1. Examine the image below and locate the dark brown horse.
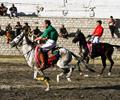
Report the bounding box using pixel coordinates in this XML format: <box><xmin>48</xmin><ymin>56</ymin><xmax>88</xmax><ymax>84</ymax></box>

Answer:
<box><xmin>72</xmin><ymin>29</ymin><xmax>120</xmax><ymax>76</ymax></box>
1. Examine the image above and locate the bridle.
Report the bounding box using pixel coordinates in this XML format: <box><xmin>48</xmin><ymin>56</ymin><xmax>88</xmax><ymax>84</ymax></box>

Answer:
<box><xmin>15</xmin><ymin>36</ymin><xmax>34</xmax><ymax>56</ymax></box>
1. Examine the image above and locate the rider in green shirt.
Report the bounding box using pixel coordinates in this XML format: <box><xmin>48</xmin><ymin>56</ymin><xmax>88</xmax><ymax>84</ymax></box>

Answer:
<box><xmin>35</xmin><ymin>20</ymin><xmax>58</xmax><ymax>70</ymax></box>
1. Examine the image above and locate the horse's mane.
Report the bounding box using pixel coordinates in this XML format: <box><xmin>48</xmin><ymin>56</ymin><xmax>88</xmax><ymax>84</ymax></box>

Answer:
<box><xmin>77</xmin><ymin>30</ymin><xmax>87</xmax><ymax>46</ymax></box>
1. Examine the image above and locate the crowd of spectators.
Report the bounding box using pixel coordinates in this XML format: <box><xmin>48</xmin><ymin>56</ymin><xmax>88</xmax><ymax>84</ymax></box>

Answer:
<box><xmin>0</xmin><ymin>22</ymin><xmax>42</xmax><ymax>44</ymax></box>
<box><xmin>0</xmin><ymin>3</ymin><xmax>18</xmax><ymax>18</ymax></box>
<box><xmin>0</xmin><ymin>22</ymin><xmax>69</xmax><ymax>44</ymax></box>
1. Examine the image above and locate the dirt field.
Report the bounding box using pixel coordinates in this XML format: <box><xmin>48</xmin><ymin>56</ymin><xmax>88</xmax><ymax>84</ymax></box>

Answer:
<box><xmin>0</xmin><ymin>57</ymin><xmax>120</xmax><ymax>100</ymax></box>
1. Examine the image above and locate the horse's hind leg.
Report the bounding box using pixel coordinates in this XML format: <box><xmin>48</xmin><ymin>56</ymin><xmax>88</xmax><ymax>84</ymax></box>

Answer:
<box><xmin>100</xmin><ymin>56</ymin><xmax>107</xmax><ymax>75</ymax></box>
<box><xmin>57</xmin><ymin>72</ymin><xmax>64</xmax><ymax>82</ymax></box>
<box><xmin>33</xmin><ymin>66</ymin><xmax>38</xmax><ymax>79</ymax></box>
<box><xmin>107</xmin><ymin>49</ymin><xmax>114</xmax><ymax>76</ymax></box>
<box><xmin>66</xmin><ymin>67</ymin><xmax>73</xmax><ymax>82</ymax></box>
<box><xmin>77</xmin><ymin>60</ymin><xmax>83</xmax><ymax>75</ymax></box>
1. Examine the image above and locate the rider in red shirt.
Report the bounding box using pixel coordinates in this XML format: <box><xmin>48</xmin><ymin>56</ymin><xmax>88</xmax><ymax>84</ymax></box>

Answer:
<box><xmin>91</xmin><ymin>20</ymin><xmax>104</xmax><ymax>43</ymax></box>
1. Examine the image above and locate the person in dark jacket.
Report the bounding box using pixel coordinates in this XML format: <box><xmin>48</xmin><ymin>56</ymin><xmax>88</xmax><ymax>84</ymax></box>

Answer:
<box><xmin>0</xmin><ymin>26</ymin><xmax>5</xmax><ymax>36</ymax></box>
<box><xmin>14</xmin><ymin>21</ymin><xmax>22</xmax><ymax>36</ymax></box>
<box><xmin>59</xmin><ymin>24</ymin><xmax>68</xmax><ymax>39</ymax></box>
<box><xmin>9</xmin><ymin>4</ymin><xmax>17</xmax><ymax>17</ymax></box>
<box><xmin>0</xmin><ymin>3</ymin><xmax>8</xmax><ymax>16</ymax></box>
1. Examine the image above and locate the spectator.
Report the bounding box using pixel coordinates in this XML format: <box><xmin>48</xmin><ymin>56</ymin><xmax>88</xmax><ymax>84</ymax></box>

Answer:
<box><xmin>9</xmin><ymin>4</ymin><xmax>17</xmax><ymax>17</ymax></box>
<box><xmin>0</xmin><ymin>26</ymin><xmax>5</xmax><ymax>36</ymax></box>
<box><xmin>0</xmin><ymin>3</ymin><xmax>8</xmax><ymax>16</ymax></box>
<box><xmin>59</xmin><ymin>24</ymin><xmax>68</xmax><ymax>39</ymax></box>
<box><xmin>32</xmin><ymin>26</ymin><xmax>42</xmax><ymax>40</ymax></box>
<box><xmin>108</xmin><ymin>16</ymin><xmax>116</xmax><ymax>38</ymax></box>
<box><xmin>14</xmin><ymin>21</ymin><xmax>22</xmax><ymax>36</ymax></box>
<box><xmin>22</xmin><ymin>22</ymin><xmax>31</xmax><ymax>36</ymax></box>
<box><xmin>6</xmin><ymin>23</ymin><xmax>12</xmax><ymax>44</ymax></box>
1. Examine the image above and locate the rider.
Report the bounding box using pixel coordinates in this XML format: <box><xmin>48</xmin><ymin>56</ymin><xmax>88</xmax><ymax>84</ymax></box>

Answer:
<box><xmin>35</xmin><ymin>20</ymin><xmax>58</xmax><ymax>69</ymax></box>
<box><xmin>87</xmin><ymin>20</ymin><xmax>104</xmax><ymax>56</ymax></box>
<box><xmin>90</xmin><ymin>20</ymin><xmax>104</xmax><ymax>43</ymax></box>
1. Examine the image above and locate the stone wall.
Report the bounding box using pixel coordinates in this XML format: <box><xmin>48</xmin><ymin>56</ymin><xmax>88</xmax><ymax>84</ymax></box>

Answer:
<box><xmin>0</xmin><ymin>16</ymin><xmax>120</xmax><ymax>60</ymax></box>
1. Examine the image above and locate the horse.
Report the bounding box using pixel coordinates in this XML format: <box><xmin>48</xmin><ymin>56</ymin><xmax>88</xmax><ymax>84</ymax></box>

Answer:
<box><xmin>10</xmin><ymin>32</ymin><xmax>83</xmax><ymax>91</ymax></box>
<box><xmin>72</xmin><ymin>29</ymin><xmax>120</xmax><ymax>76</ymax></box>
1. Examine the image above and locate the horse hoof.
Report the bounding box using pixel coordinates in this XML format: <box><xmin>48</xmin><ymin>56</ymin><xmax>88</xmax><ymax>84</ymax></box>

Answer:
<box><xmin>97</xmin><ymin>74</ymin><xmax>101</xmax><ymax>77</ymax></box>
<box><xmin>84</xmin><ymin>74</ymin><xmax>89</xmax><ymax>77</ymax></box>
<box><xmin>57</xmin><ymin>75</ymin><xmax>60</xmax><ymax>82</ymax></box>
<box><xmin>45</xmin><ymin>88</ymin><xmax>50</xmax><ymax>91</ymax></box>
<box><xmin>108</xmin><ymin>72</ymin><xmax>111</xmax><ymax>76</ymax></box>
<box><xmin>80</xmin><ymin>72</ymin><xmax>83</xmax><ymax>76</ymax></box>
<box><xmin>67</xmin><ymin>78</ymin><xmax>72</xmax><ymax>82</ymax></box>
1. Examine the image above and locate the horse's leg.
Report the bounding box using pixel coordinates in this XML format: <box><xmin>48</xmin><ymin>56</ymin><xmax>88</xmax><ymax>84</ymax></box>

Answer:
<box><xmin>35</xmin><ymin>68</ymin><xmax>50</xmax><ymax>91</ymax></box>
<box><xmin>66</xmin><ymin>67</ymin><xmax>74</xmax><ymax>82</ymax></box>
<box><xmin>77</xmin><ymin>60</ymin><xmax>83</xmax><ymax>75</ymax></box>
<box><xmin>107</xmin><ymin>49</ymin><xmax>114</xmax><ymax>76</ymax></box>
<box><xmin>57</xmin><ymin>72</ymin><xmax>64</xmax><ymax>82</ymax></box>
<box><xmin>100</xmin><ymin>56</ymin><xmax>107</xmax><ymax>75</ymax></box>
<box><xmin>33</xmin><ymin>66</ymin><xmax>38</xmax><ymax>79</ymax></box>
<box><xmin>86</xmin><ymin>56</ymin><xmax>89</xmax><ymax>64</ymax></box>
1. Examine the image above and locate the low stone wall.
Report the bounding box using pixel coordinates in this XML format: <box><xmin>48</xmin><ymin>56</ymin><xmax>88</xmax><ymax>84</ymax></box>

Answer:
<box><xmin>0</xmin><ymin>16</ymin><xmax>120</xmax><ymax>60</ymax></box>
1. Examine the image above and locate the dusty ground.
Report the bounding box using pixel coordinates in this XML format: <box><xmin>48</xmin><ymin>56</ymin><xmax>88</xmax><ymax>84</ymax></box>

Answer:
<box><xmin>0</xmin><ymin>56</ymin><xmax>120</xmax><ymax>100</ymax></box>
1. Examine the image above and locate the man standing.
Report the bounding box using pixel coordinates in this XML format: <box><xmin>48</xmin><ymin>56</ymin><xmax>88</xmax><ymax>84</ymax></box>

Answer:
<box><xmin>35</xmin><ymin>20</ymin><xmax>58</xmax><ymax>69</ymax></box>
<box><xmin>108</xmin><ymin>16</ymin><xmax>116</xmax><ymax>38</ymax></box>
<box><xmin>91</xmin><ymin>20</ymin><xmax>104</xmax><ymax>43</ymax></box>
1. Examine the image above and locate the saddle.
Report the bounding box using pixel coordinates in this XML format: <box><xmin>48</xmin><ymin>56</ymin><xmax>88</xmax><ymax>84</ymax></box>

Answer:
<box><xmin>87</xmin><ymin>42</ymin><xmax>105</xmax><ymax>57</ymax></box>
<box><xmin>35</xmin><ymin>46</ymin><xmax>60</xmax><ymax>68</ymax></box>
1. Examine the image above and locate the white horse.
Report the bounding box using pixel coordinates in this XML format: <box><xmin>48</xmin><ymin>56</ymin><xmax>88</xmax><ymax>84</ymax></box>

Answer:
<box><xmin>10</xmin><ymin>32</ymin><xmax>83</xmax><ymax>91</ymax></box>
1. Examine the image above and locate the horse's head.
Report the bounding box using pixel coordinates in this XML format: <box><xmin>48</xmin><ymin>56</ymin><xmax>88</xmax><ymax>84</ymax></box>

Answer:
<box><xmin>72</xmin><ymin>29</ymin><xmax>83</xmax><ymax>43</ymax></box>
<box><xmin>10</xmin><ymin>32</ymin><xmax>24</xmax><ymax>47</ymax></box>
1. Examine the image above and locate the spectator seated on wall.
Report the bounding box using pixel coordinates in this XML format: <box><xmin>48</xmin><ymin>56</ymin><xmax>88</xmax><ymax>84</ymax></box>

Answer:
<box><xmin>59</xmin><ymin>24</ymin><xmax>68</xmax><ymax>39</ymax></box>
<box><xmin>0</xmin><ymin>3</ymin><xmax>8</xmax><ymax>16</ymax></box>
<box><xmin>23</xmin><ymin>22</ymin><xmax>31</xmax><ymax>36</ymax></box>
<box><xmin>5</xmin><ymin>23</ymin><xmax>12</xmax><ymax>44</ymax></box>
<box><xmin>0</xmin><ymin>26</ymin><xmax>5</xmax><ymax>36</ymax></box>
<box><xmin>14</xmin><ymin>21</ymin><xmax>22</xmax><ymax>37</ymax></box>
<box><xmin>32</xmin><ymin>26</ymin><xmax>43</xmax><ymax>40</ymax></box>
<box><xmin>9</xmin><ymin>4</ymin><xmax>17</xmax><ymax>18</ymax></box>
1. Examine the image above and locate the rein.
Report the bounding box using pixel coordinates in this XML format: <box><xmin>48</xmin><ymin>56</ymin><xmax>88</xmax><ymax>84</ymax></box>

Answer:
<box><xmin>15</xmin><ymin>38</ymin><xmax>34</xmax><ymax>56</ymax></box>
<box><xmin>16</xmin><ymin>45</ymin><xmax>33</xmax><ymax>56</ymax></box>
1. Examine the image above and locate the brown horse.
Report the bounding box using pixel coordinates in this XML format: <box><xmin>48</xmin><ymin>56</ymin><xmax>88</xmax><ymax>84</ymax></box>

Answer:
<box><xmin>72</xmin><ymin>29</ymin><xmax>120</xmax><ymax>76</ymax></box>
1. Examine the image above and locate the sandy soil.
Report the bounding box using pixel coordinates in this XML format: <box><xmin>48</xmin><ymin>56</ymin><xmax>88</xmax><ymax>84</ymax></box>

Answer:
<box><xmin>0</xmin><ymin>57</ymin><xmax>120</xmax><ymax>100</ymax></box>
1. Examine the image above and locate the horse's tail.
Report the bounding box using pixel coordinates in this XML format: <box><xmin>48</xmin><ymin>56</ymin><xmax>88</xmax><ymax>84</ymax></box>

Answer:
<box><xmin>112</xmin><ymin>45</ymin><xmax>120</xmax><ymax>49</ymax></box>
<box><xmin>70</xmin><ymin>51</ymin><xmax>96</xmax><ymax>73</ymax></box>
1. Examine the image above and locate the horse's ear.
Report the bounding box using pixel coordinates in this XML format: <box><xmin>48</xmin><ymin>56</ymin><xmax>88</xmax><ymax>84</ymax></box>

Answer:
<box><xmin>77</xmin><ymin>29</ymin><xmax>81</xmax><ymax>32</ymax></box>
